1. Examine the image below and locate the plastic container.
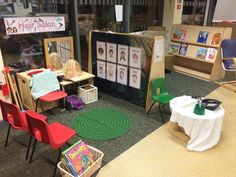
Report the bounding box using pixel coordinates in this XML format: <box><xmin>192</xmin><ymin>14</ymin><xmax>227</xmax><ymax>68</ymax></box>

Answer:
<box><xmin>57</xmin><ymin>145</ymin><xmax>104</xmax><ymax>177</ymax></box>
<box><xmin>78</xmin><ymin>84</ymin><xmax>98</xmax><ymax>104</ymax></box>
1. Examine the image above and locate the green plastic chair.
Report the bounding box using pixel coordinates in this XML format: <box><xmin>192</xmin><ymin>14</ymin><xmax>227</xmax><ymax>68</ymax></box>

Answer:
<box><xmin>147</xmin><ymin>77</ymin><xmax>175</xmax><ymax>122</ymax></box>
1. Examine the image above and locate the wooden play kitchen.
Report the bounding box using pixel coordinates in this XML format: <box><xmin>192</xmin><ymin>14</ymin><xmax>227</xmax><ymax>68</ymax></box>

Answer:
<box><xmin>169</xmin><ymin>24</ymin><xmax>232</xmax><ymax>81</ymax></box>
<box><xmin>17</xmin><ymin>71</ymin><xmax>59</xmax><ymax>112</ymax></box>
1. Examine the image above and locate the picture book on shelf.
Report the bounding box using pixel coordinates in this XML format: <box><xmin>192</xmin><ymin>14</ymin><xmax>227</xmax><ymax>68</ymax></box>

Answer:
<box><xmin>179</xmin><ymin>43</ymin><xmax>188</xmax><ymax>56</ymax></box>
<box><xmin>62</xmin><ymin>140</ymin><xmax>94</xmax><ymax>176</ymax></box>
<box><xmin>211</xmin><ymin>32</ymin><xmax>222</xmax><ymax>45</ymax></box>
<box><xmin>196</xmin><ymin>48</ymin><xmax>207</xmax><ymax>59</ymax></box>
<box><xmin>205</xmin><ymin>48</ymin><xmax>217</xmax><ymax>61</ymax></box>
<box><xmin>197</xmin><ymin>31</ymin><xmax>209</xmax><ymax>44</ymax></box>
<box><xmin>170</xmin><ymin>42</ymin><xmax>180</xmax><ymax>54</ymax></box>
<box><xmin>173</xmin><ymin>29</ymin><xmax>187</xmax><ymax>41</ymax></box>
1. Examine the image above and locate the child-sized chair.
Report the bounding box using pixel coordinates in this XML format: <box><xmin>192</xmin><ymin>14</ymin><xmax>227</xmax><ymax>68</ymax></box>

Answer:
<box><xmin>0</xmin><ymin>99</ymin><xmax>47</xmax><ymax>160</ymax></box>
<box><xmin>147</xmin><ymin>77</ymin><xmax>175</xmax><ymax>122</ymax></box>
<box><xmin>30</xmin><ymin>70</ymin><xmax>67</xmax><ymax>113</ymax></box>
<box><xmin>25</xmin><ymin>110</ymin><xmax>76</xmax><ymax>177</ymax></box>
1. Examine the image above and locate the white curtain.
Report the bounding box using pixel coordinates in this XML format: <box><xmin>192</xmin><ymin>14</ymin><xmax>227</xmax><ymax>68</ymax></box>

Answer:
<box><xmin>213</xmin><ymin>0</ymin><xmax>236</xmax><ymax>22</ymax></box>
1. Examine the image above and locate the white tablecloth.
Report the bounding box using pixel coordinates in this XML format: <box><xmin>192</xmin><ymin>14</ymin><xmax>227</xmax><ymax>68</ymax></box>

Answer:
<box><xmin>170</xmin><ymin>96</ymin><xmax>225</xmax><ymax>152</ymax></box>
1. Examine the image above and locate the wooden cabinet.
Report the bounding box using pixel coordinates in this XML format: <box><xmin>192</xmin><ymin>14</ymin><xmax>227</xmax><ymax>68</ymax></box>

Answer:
<box><xmin>169</xmin><ymin>24</ymin><xmax>232</xmax><ymax>81</ymax></box>
<box><xmin>17</xmin><ymin>71</ymin><xmax>58</xmax><ymax>112</ymax></box>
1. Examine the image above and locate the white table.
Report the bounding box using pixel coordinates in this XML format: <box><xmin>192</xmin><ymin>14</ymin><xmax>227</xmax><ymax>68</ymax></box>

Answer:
<box><xmin>169</xmin><ymin>96</ymin><xmax>225</xmax><ymax>152</ymax></box>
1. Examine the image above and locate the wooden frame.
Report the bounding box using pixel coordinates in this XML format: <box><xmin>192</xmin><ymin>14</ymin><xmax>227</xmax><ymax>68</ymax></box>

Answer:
<box><xmin>44</xmin><ymin>36</ymin><xmax>74</xmax><ymax>70</ymax></box>
<box><xmin>169</xmin><ymin>24</ymin><xmax>232</xmax><ymax>82</ymax></box>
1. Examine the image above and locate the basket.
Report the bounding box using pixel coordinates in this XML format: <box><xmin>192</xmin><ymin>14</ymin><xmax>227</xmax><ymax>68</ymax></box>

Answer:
<box><xmin>57</xmin><ymin>145</ymin><xmax>104</xmax><ymax>177</ymax></box>
<box><xmin>78</xmin><ymin>84</ymin><xmax>98</xmax><ymax>104</ymax></box>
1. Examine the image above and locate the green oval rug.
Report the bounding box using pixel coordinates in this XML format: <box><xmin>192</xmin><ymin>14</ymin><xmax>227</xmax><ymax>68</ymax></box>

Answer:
<box><xmin>72</xmin><ymin>108</ymin><xmax>131</xmax><ymax>140</ymax></box>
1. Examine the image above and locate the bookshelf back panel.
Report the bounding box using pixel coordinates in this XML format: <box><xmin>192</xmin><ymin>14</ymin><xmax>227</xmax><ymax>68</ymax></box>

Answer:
<box><xmin>186</xmin><ymin>45</ymin><xmax>208</xmax><ymax>60</ymax></box>
<box><xmin>175</xmin><ymin>56</ymin><xmax>212</xmax><ymax>74</ymax></box>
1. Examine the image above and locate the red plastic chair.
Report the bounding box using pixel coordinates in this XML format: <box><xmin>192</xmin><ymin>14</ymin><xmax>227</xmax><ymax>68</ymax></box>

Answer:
<box><xmin>25</xmin><ymin>110</ymin><xmax>76</xmax><ymax>177</ymax></box>
<box><xmin>35</xmin><ymin>90</ymin><xmax>68</xmax><ymax>112</ymax></box>
<box><xmin>0</xmin><ymin>99</ymin><xmax>47</xmax><ymax>160</ymax></box>
<box><xmin>30</xmin><ymin>71</ymin><xmax>68</xmax><ymax>112</ymax></box>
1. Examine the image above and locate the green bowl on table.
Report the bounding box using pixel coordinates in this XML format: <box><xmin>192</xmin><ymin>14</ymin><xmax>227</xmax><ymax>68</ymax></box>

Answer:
<box><xmin>193</xmin><ymin>104</ymin><xmax>205</xmax><ymax>115</ymax></box>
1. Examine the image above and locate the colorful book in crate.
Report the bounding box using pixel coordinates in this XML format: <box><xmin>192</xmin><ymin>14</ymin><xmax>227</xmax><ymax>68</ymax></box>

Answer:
<box><xmin>205</xmin><ymin>48</ymin><xmax>217</xmax><ymax>61</ymax></box>
<box><xmin>61</xmin><ymin>157</ymin><xmax>77</xmax><ymax>176</ymax></box>
<box><xmin>62</xmin><ymin>140</ymin><xmax>94</xmax><ymax>176</ymax></box>
<box><xmin>196</xmin><ymin>48</ymin><xmax>207</xmax><ymax>60</ymax></box>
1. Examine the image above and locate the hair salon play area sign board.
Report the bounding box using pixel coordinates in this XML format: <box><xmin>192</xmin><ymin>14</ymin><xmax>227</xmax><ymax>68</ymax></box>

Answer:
<box><xmin>4</xmin><ymin>16</ymin><xmax>65</xmax><ymax>35</ymax></box>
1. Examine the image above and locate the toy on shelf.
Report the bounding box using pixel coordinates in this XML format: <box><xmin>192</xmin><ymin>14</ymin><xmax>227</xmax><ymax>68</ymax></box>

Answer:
<box><xmin>64</xmin><ymin>58</ymin><xmax>82</xmax><ymax>79</ymax></box>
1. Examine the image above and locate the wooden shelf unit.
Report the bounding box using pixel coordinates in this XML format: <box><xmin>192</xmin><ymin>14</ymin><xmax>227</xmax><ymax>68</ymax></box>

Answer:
<box><xmin>173</xmin><ymin>54</ymin><xmax>214</xmax><ymax>64</ymax></box>
<box><xmin>170</xmin><ymin>24</ymin><xmax>232</xmax><ymax>81</ymax></box>
<box><xmin>171</xmin><ymin>39</ymin><xmax>219</xmax><ymax>48</ymax></box>
<box><xmin>173</xmin><ymin>65</ymin><xmax>211</xmax><ymax>81</ymax></box>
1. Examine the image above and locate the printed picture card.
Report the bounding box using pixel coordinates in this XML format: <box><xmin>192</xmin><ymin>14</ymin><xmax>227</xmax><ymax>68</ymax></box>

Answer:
<box><xmin>196</xmin><ymin>48</ymin><xmax>207</xmax><ymax>60</ymax></box>
<box><xmin>197</xmin><ymin>31</ymin><xmax>209</xmax><ymax>44</ymax></box>
<box><xmin>179</xmin><ymin>43</ymin><xmax>188</xmax><ymax>56</ymax></box>
<box><xmin>97</xmin><ymin>60</ymin><xmax>106</xmax><ymax>79</ymax></box>
<box><xmin>96</xmin><ymin>41</ymin><xmax>106</xmax><ymax>60</ymax></box>
<box><xmin>106</xmin><ymin>42</ymin><xmax>117</xmax><ymax>63</ymax></box>
<box><xmin>129</xmin><ymin>47</ymin><xmax>141</xmax><ymax>68</ymax></box>
<box><xmin>170</xmin><ymin>42</ymin><xmax>180</xmax><ymax>54</ymax></box>
<box><xmin>211</xmin><ymin>33</ymin><xmax>222</xmax><ymax>45</ymax></box>
<box><xmin>106</xmin><ymin>62</ymin><xmax>116</xmax><ymax>82</ymax></box>
<box><xmin>118</xmin><ymin>44</ymin><xmax>129</xmax><ymax>66</ymax></box>
<box><xmin>205</xmin><ymin>48</ymin><xmax>217</xmax><ymax>61</ymax></box>
<box><xmin>117</xmin><ymin>65</ymin><xmax>128</xmax><ymax>85</ymax></box>
<box><xmin>129</xmin><ymin>68</ymin><xmax>141</xmax><ymax>89</ymax></box>
<box><xmin>173</xmin><ymin>29</ymin><xmax>187</xmax><ymax>41</ymax></box>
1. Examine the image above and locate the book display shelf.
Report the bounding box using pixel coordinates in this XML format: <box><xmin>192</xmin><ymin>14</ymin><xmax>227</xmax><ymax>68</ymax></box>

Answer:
<box><xmin>169</xmin><ymin>24</ymin><xmax>232</xmax><ymax>81</ymax></box>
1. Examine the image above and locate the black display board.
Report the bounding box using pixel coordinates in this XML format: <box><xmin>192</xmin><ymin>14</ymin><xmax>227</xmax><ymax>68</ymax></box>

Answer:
<box><xmin>91</xmin><ymin>31</ymin><xmax>154</xmax><ymax>107</ymax></box>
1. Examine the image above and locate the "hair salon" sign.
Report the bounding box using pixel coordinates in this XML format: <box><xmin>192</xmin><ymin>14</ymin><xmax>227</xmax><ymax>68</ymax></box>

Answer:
<box><xmin>4</xmin><ymin>16</ymin><xmax>65</xmax><ymax>35</ymax></box>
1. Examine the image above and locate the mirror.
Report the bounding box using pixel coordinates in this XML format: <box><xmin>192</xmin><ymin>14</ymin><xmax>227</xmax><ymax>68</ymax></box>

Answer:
<box><xmin>44</xmin><ymin>36</ymin><xmax>74</xmax><ymax>71</ymax></box>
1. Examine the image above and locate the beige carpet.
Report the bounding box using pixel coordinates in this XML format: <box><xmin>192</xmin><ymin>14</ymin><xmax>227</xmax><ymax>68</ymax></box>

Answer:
<box><xmin>96</xmin><ymin>87</ymin><xmax>236</xmax><ymax>177</ymax></box>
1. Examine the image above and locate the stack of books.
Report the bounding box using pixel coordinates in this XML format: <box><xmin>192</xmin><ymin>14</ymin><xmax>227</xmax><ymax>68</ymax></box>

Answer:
<box><xmin>61</xmin><ymin>140</ymin><xmax>94</xmax><ymax>176</ymax></box>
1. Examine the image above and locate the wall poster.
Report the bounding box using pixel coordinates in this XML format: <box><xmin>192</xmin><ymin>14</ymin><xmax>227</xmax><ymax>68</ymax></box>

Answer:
<box><xmin>106</xmin><ymin>62</ymin><xmax>116</xmax><ymax>82</ymax></box>
<box><xmin>153</xmin><ymin>38</ymin><xmax>164</xmax><ymax>63</ymax></box>
<box><xmin>106</xmin><ymin>42</ymin><xmax>117</xmax><ymax>63</ymax></box>
<box><xmin>117</xmin><ymin>65</ymin><xmax>128</xmax><ymax>85</ymax></box>
<box><xmin>97</xmin><ymin>60</ymin><xmax>106</xmax><ymax>79</ymax></box>
<box><xmin>129</xmin><ymin>68</ymin><xmax>141</xmax><ymax>89</ymax></box>
<box><xmin>118</xmin><ymin>44</ymin><xmax>128</xmax><ymax>66</ymax></box>
<box><xmin>4</xmin><ymin>16</ymin><xmax>65</xmax><ymax>35</ymax></box>
<box><xmin>129</xmin><ymin>47</ymin><xmax>141</xmax><ymax>68</ymax></box>
<box><xmin>96</xmin><ymin>41</ymin><xmax>106</xmax><ymax>60</ymax></box>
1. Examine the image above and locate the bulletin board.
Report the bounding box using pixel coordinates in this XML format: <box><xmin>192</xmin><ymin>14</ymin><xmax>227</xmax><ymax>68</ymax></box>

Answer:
<box><xmin>89</xmin><ymin>31</ymin><xmax>165</xmax><ymax>113</ymax></box>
